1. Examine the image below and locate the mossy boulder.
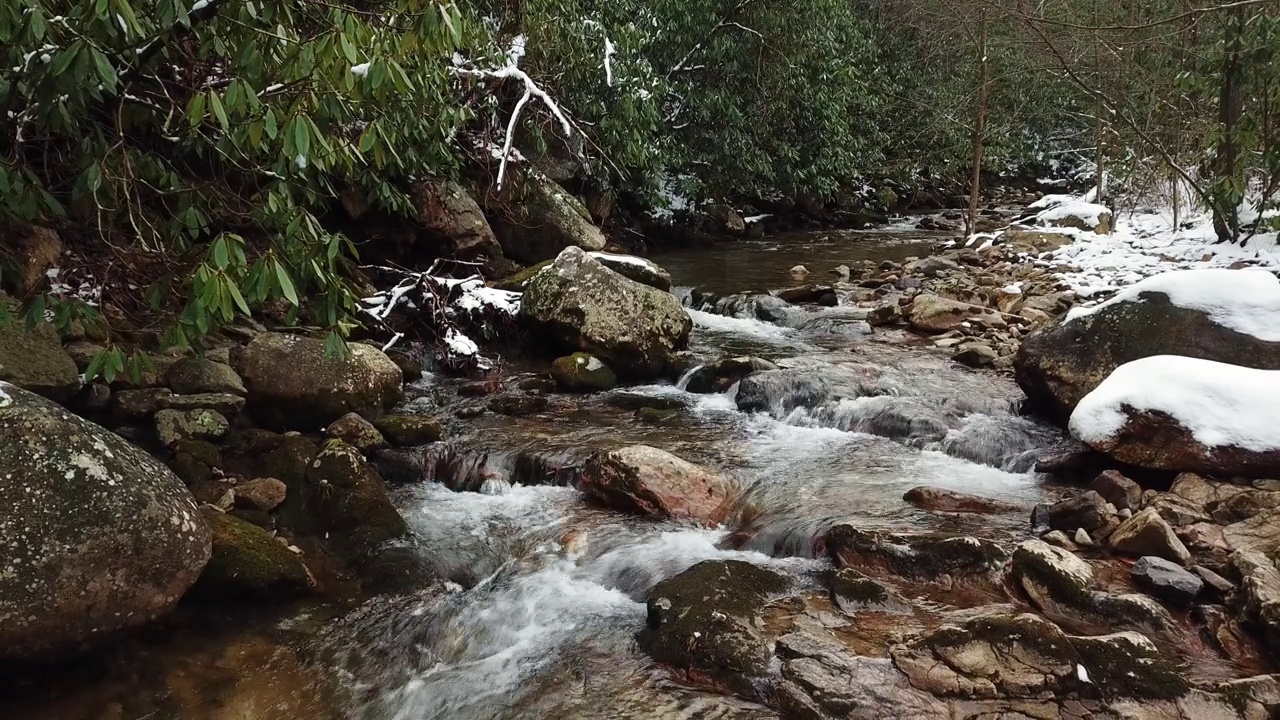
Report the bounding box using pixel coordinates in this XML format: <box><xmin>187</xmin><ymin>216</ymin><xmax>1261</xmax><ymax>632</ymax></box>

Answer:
<box><xmin>372</xmin><ymin>414</ymin><xmax>443</xmax><ymax>446</ymax></box>
<box><xmin>641</xmin><ymin>559</ymin><xmax>789</xmax><ymax>691</ymax></box>
<box><xmin>550</xmin><ymin>352</ymin><xmax>617</xmax><ymax>392</ymax></box>
<box><xmin>155</xmin><ymin>408</ymin><xmax>229</xmax><ymax>447</ymax></box>
<box><xmin>0</xmin><ymin>382</ymin><xmax>211</xmax><ymax>661</ymax></box>
<box><xmin>521</xmin><ymin>248</ymin><xmax>692</xmax><ymax>379</ymax></box>
<box><xmin>1011</xmin><ymin>539</ymin><xmax>1171</xmax><ymax>633</ymax></box>
<box><xmin>488</xmin><ymin>170</ymin><xmax>606</xmax><ymax>264</ymax></box>
<box><xmin>169</xmin><ymin>439</ymin><xmax>223</xmax><ymax>485</ymax></box>
<box><xmin>235</xmin><ymin>333</ymin><xmax>403</xmax><ymax>430</ymax></box>
<box><xmin>326</xmin><ymin>412</ymin><xmax>387</xmax><ymax>452</ymax></box>
<box><xmin>492</xmin><ymin>259</ymin><xmax>552</xmax><ymax>292</ymax></box>
<box><xmin>301</xmin><ymin>440</ymin><xmax>408</xmax><ymax>553</ymax></box>
<box><xmin>824</xmin><ymin>525</ymin><xmax>1007</xmax><ymax>590</ymax></box>
<box><xmin>0</xmin><ymin>314</ymin><xmax>78</xmax><ymax>401</ymax></box>
<box><xmin>166</xmin><ymin>357</ymin><xmax>247</xmax><ymax>396</ymax></box>
<box><xmin>194</xmin><ymin>508</ymin><xmax>313</xmax><ymax>599</ymax></box>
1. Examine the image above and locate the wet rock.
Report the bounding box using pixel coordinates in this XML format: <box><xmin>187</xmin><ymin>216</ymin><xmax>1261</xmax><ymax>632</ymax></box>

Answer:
<box><xmin>1074</xmin><ymin>528</ymin><xmax>1093</xmax><ymax>547</ymax></box>
<box><xmin>1211</xmin><ymin>490</ymin><xmax>1280</xmax><ymax>524</ymax></box>
<box><xmin>154</xmin><ymin>408</ymin><xmax>229</xmax><ymax>447</ymax></box>
<box><xmin>828</xmin><ymin>569</ymin><xmax>911</xmax><ymax>614</ymax></box>
<box><xmin>1047</xmin><ymin>490</ymin><xmax>1110</xmax><ymax>533</ymax></box>
<box><xmin>487</xmin><ymin>170</ymin><xmax>606</xmax><ymax>264</ymax></box>
<box><xmin>166</xmin><ymin>357</ymin><xmax>247</xmax><ymax>396</ymax></box>
<box><xmin>1042</xmin><ymin>530</ymin><xmax>1077</xmax><ymax>550</ymax></box>
<box><xmin>1108</xmin><ymin>508</ymin><xmax>1191</xmax><ymax>564</ymax></box>
<box><xmin>169</xmin><ymin>439</ymin><xmax>222</xmax><ymax>485</ymax></box>
<box><xmin>193</xmin><ymin>507</ymin><xmax>312</xmax><ymax>599</ymax></box>
<box><xmin>300</xmin><ymin>440</ymin><xmax>408</xmax><ymax>553</ymax></box>
<box><xmin>579</xmin><ymin>445</ymin><xmax>733</xmax><ymax>525</ymax></box>
<box><xmin>550</xmin><ymin>352</ymin><xmax>617</xmax><ymax>392</ymax></box>
<box><xmin>486</xmin><ymin>393</ymin><xmax>549</xmax><ymax>416</ymax></box>
<box><xmin>1091</xmin><ymin>469</ymin><xmax>1142</xmax><ymax>511</ymax></box>
<box><xmin>825</xmin><ymin>525</ymin><xmax>1007</xmax><ymax>589</ymax></box>
<box><xmin>902</xmin><ymin>486</ymin><xmax>1021</xmax><ymax>514</ymax></box>
<box><xmin>0</xmin><ymin>382</ymin><xmax>211</xmax><ymax>661</ymax></box>
<box><xmin>952</xmin><ymin>342</ymin><xmax>997</xmax><ymax>368</ymax></box>
<box><xmin>1171</xmin><ymin>472</ymin><xmax>1244</xmax><ymax>507</ymax></box>
<box><xmin>588</xmin><ymin>252</ymin><xmax>672</xmax><ymax>291</ymax></box>
<box><xmin>411</xmin><ymin>177</ymin><xmax>502</xmax><ymax>260</ymax></box>
<box><xmin>156</xmin><ymin>392</ymin><xmax>246</xmax><ymax>417</ymax></box>
<box><xmin>1011</xmin><ymin>539</ymin><xmax>1171</xmax><ymax>633</ymax></box>
<box><xmin>777</xmin><ymin>632</ymin><xmax>947</xmax><ymax>718</ymax></box>
<box><xmin>907</xmin><ymin>256</ymin><xmax>961</xmax><ymax>278</ymax></box>
<box><xmin>606</xmin><ymin>392</ymin><xmax>689</xmax><ymax>412</ymax></box>
<box><xmin>326</xmin><ymin>412</ymin><xmax>386</xmax><ymax>452</ymax></box>
<box><xmin>372</xmin><ymin>414</ymin><xmax>443</xmax><ymax>446</ymax></box>
<box><xmin>775</xmin><ymin>284</ymin><xmax>834</xmax><ymax>304</ymax></box>
<box><xmin>865</xmin><ymin>303</ymin><xmax>901</xmax><ymax>327</ymax></box>
<box><xmin>906</xmin><ymin>294</ymin><xmax>1002</xmax><ymax>334</ymax></box>
<box><xmin>1192</xmin><ymin>565</ymin><xmax>1235</xmax><ymax>594</ymax></box>
<box><xmin>1131</xmin><ymin>556</ymin><xmax>1202</xmax><ymax>604</ymax></box>
<box><xmin>1015</xmin><ymin>281</ymin><xmax>1280</xmax><ymax>423</ymax></box>
<box><xmin>233</xmin><ymin>478</ymin><xmax>288</xmax><ymax>512</ymax></box>
<box><xmin>1149</xmin><ymin>493</ymin><xmax>1212</xmax><ymax>526</ymax></box>
<box><xmin>1232</xmin><ymin>550</ymin><xmax>1280</xmax><ymax>646</ymax></box>
<box><xmin>641</xmin><ymin>560</ymin><xmax>789</xmax><ymax>688</ymax></box>
<box><xmin>636</xmin><ymin>407</ymin><xmax>680</xmax><ymax>424</ymax></box>
<box><xmin>0</xmin><ymin>315</ymin><xmax>79</xmax><ymax>401</ymax></box>
<box><xmin>235</xmin><ymin>332</ymin><xmax>403</xmax><ymax>430</ymax></box>
<box><xmin>111</xmin><ymin>387</ymin><xmax>172</xmax><ymax>419</ymax></box>
<box><xmin>1223</xmin><ymin>507</ymin><xmax>1280</xmax><ymax>555</ymax></box>
<box><xmin>684</xmin><ymin>356</ymin><xmax>777</xmax><ymax>394</ymax></box>
<box><xmin>521</xmin><ymin>248</ymin><xmax>691</xmax><ymax>379</ymax></box>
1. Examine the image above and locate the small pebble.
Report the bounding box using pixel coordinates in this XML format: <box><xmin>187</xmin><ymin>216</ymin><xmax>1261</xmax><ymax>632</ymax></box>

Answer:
<box><xmin>1074</xmin><ymin>527</ymin><xmax>1094</xmax><ymax>547</ymax></box>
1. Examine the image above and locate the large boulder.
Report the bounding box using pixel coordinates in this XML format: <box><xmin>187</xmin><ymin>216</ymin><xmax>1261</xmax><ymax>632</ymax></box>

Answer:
<box><xmin>194</xmin><ymin>508</ymin><xmax>313</xmax><ymax>600</ymax></box>
<box><xmin>0</xmin><ymin>382</ymin><xmax>211</xmax><ymax>660</ymax></box>
<box><xmin>579</xmin><ymin>445</ymin><xmax>733</xmax><ymax>525</ymax></box>
<box><xmin>0</xmin><ymin>314</ymin><xmax>78</xmax><ymax>401</ymax></box>
<box><xmin>235</xmin><ymin>333</ymin><xmax>403</xmax><ymax>430</ymax></box>
<box><xmin>297</xmin><ymin>440</ymin><xmax>408</xmax><ymax>553</ymax></box>
<box><xmin>487</xmin><ymin>171</ymin><xmax>606</xmax><ymax>264</ymax></box>
<box><xmin>166</xmin><ymin>357</ymin><xmax>246</xmax><ymax>396</ymax></box>
<box><xmin>520</xmin><ymin>248</ymin><xmax>692</xmax><ymax>378</ymax></box>
<box><xmin>1070</xmin><ymin>355</ymin><xmax>1280</xmax><ymax>476</ymax></box>
<box><xmin>411</xmin><ymin>177</ymin><xmax>503</xmax><ymax>260</ymax></box>
<box><xmin>1017</xmin><ymin>269</ymin><xmax>1280</xmax><ymax>423</ymax></box>
<box><xmin>588</xmin><ymin>252</ymin><xmax>673</xmax><ymax>291</ymax></box>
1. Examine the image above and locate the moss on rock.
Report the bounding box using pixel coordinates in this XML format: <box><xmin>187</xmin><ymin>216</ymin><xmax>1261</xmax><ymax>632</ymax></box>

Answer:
<box><xmin>194</xmin><ymin>508</ymin><xmax>312</xmax><ymax>599</ymax></box>
<box><xmin>550</xmin><ymin>353</ymin><xmax>617</xmax><ymax>392</ymax></box>
<box><xmin>372</xmin><ymin>414</ymin><xmax>443</xmax><ymax>446</ymax></box>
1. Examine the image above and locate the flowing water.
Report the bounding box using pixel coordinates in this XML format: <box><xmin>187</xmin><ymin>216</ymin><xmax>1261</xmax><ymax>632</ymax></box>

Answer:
<box><xmin>311</xmin><ymin>225</ymin><xmax>1070</xmax><ymax>719</ymax></box>
<box><xmin>5</xmin><ymin>226</ymin><xmax>1073</xmax><ymax>719</ymax></box>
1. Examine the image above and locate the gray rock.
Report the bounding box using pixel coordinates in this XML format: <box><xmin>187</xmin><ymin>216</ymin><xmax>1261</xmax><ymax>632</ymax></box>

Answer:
<box><xmin>111</xmin><ymin>387</ymin><xmax>172</xmax><ymax>419</ymax></box>
<box><xmin>1041</xmin><ymin>530</ymin><xmax>1076</xmax><ymax>550</ymax></box>
<box><xmin>1232</xmin><ymin>551</ymin><xmax>1280</xmax><ymax>647</ymax></box>
<box><xmin>156</xmin><ymin>392</ymin><xmax>246</xmax><ymax>417</ymax></box>
<box><xmin>907</xmin><ymin>256</ymin><xmax>961</xmax><ymax>277</ymax></box>
<box><xmin>952</xmin><ymin>342</ymin><xmax>997</xmax><ymax>367</ymax></box>
<box><xmin>487</xmin><ymin>170</ymin><xmax>606</xmax><ymax>264</ymax></box>
<box><xmin>166</xmin><ymin>357</ymin><xmax>247</xmax><ymax>396</ymax></box>
<box><xmin>907</xmin><ymin>294</ymin><xmax>1003</xmax><ymax>334</ymax></box>
<box><xmin>0</xmin><ymin>382</ymin><xmax>210</xmax><ymax>660</ymax></box>
<box><xmin>1132</xmin><ymin>556</ymin><xmax>1202</xmax><ymax>604</ymax></box>
<box><xmin>235</xmin><ymin>332</ymin><xmax>403</xmax><ymax>430</ymax></box>
<box><xmin>683</xmin><ymin>356</ymin><xmax>777</xmax><ymax>394</ymax></box>
<box><xmin>588</xmin><ymin>252</ymin><xmax>673</xmax><ymax>291</ymax></box>
<box><xmin>411</xmin><ymin>177</ymin><xmax>502</xmax><ymax>260</ymax></box>
<box><xmin>1108</xmin><ymin>508</ymin><xmax>1191</xmax><ymax>564</ymax></box>
<box><xmin>0</xmin><ymin>316</ymin><xmax>79</xmax><ymax>401</ymax></box>
<box><xmin>1223</xmin><ymin>507</ymin><xmax>1280</xmax><ymax>556</ymax></box>
<box><xmin>520</xmin><ymin>248</ymin><xmax>692</xmax><ymax>379</ymax></box>
<box><xmin>1192</xmin><ymin>565</ymin><xmax>1235</xmax><ymax>594</ymax></box>
<box><xmin>154</xmin><ymin>408</ymin><xmax>229</xmax><ymax>447</ymax></box>
<box><xmin>779</xmin><ymin>632</ymin><xmax>947</xmax><ymax>718</ymax></box>
<box><xmin>326</xmin><ymin>412</ymin><xmax>387</xmax><ymax>453</ymax></box>
<box><xmin>1048</xmin><ymin>490</ymin><xmax>1110</xmax><ymax>532</ymax></box>
<box><xmin>1074</xmin><ymin>527</ymin><xmax>1094</xmax><ymax>546</ymax></box>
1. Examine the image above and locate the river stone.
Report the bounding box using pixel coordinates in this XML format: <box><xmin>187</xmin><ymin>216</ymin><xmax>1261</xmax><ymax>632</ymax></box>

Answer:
<box><xmin>550</xmin><ymin>352</ymin><xmax>617</xmax><ymax>392</ymax></box>
<box><xmin>372</xmin><ymin>415</ymin><xmax>443</xmax><ymax>446</ymax></box>
<box><xmin>686</xmin><ymin>357</ymin><xmax>778</xmax><ymax>395</ymax></box>
<box><xmin>1210</xmin><ymin>490</ymin><xmax>1280</xmax><ymax>524</ymax></box>
<box><xmin>487</xmin><ymin>170</ymin><xmax>606</xmax><ymax>264</ymax></box>
<box><xmin>0</xmin><ymin>382</ymin><xmax>211</xmax><ymax>660</ymax></box>
<box><xmin>1090</xmin><ymin>469</ymin><xmax>1142</xmax><ymax>511</ymax></box>
<box><xmin>0</xmin><ymin>315</ymin><xmax>79</xmax><ymax>401</ymax></box>
<box><xmin>588</xmin><ymin>252</ymin><xmax>673</xmax><ymax>291</ymax></box>
<box><xmin>112</xmin><ymin>387</ymin><xmax>173</xmax><ymax>419</ymax></box>
<box><xmin>486</xmin><ymin>393</ymin><xmax>549</xmax><ymax>416</ymax></box>
<box><xmin>155</xmin><ymin>408</ymin><xmax>229</xmax><ymax>447</ymax></box>
<box><xmin>641</xmin><ymin>559</ymin><xmax>789</xmax><ymax>691</ymax></box>
<box><xmin>828</xmin><ymin>568</ymin><xmax>911</xmax><ymax>614</ymax></box>
<box><xmin>194</xmin><ymin>507</ymin><xmax>312</xmax><ymax>599</ymax></box>
<box><xmin>777</xmin><ymin>632</ymin><xmax>948</xmax><ymax>718</ymax></box>
<box><xmin>824</xmin><ymin>525</ymin><xmax>1007</xmax><ymax>589</ymax></box>
<box><xmin>1232</xmin><ymin>551</ymin><xmax>1280</xmax><ymax>647</ymax></box>
<box><xmin>907</xmin><ymin>294</ymin><xmax>1001</xmax><ymax>334</ymax></box>
<box><xmin>1131</xmin><ymin>556</ymin><xmax>1202</xmax><ymax>605</ymax></box>
<box><xmin>326</xmin><ymin>412</ymin><xmax>386</xmax><ymax>453</ymax></box>
<box><xmin>1108</xmin><ymin>509</ymin><xmax>1191</xmax><ymax>564</ymax></box>
<box><xmin>233</xmin><ymin>478</ymin><xmax>288</xmax><ymax>512</ymax></box>
<box><xmin>902</xmin><ymin>486</ymin><xmax>1021</xmax><ymax>514</ymax></box>
<box><xmin>1047</xmin><ymin>490</ymin><xmax>1110</xmax><ymax>533</ymax></box>
<box><xmin>166</xmin><ymin>357</ymin><xmax>246</xmax><ymax>396</ymax></box>
<box><xmin>907</xmin><ymin>256</ymin><xmax>961</xmax><ymax>277</ymax></box>
<box><xmin>411</xmin><ymin>177</ymin><xmax>502</xmax><ymax>260</ymax></box>
<box><xmin>952</xmin><ymin>342</ymin><xmax>997</xmax><ymax>368</ymax></box>
<box><xmin>520</xmin><ymin>247</ymin><xmax>692</xmax><ymax>379</ymax></box>
<box><xmin>1015</xmin><ymin>276</ymin><xmax>1280</xmax><ymax>424</ymax></box>
<box><xmin>1223</xmin><ymin>507</ymin><xmax>1280</xmax><ymax>556</ymax></box>
<box><xmin>579</xmin><ymin>445</ymin><xmax>733</xmax><ymax>525</ymax></box>
<box><xmin>235</xmin><ymin>333</ymin><xmax>403</xmax><ymax>430</ymax></box>
<box><xmin>156</xmin><ymin>392</ymin><xmax>246</xmax><ymax>417</ymax></box>
<box><xmin>300</xmin><ymin>440</ymin><xmax>408</xmax><ymax>553</ymax></box>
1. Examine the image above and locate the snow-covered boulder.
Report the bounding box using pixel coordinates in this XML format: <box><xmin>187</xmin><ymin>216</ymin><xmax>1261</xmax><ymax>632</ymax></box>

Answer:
<box><xmin>1070</xmin><ymin>355</ymin><xmax>1280</xmax><ymax>477</ymax></box>
<box><xmin>1017</xmin><ymin>269</ymin><xmax>1280</xmax><ymax>423</ymax></box>
<box><xmin>588</xmin><ymin>252</ymin><xmax>673</xmax><ymax>291</ymax></box>
<box><xmin>1034</xmin><ymin>199</ymin><xmax>1112</xmax><ymax>234</ymax></box>
<box><xmin>520</xmin><ymin>247</ymin><xmax>692</xmax><ymax>378</ymax></box>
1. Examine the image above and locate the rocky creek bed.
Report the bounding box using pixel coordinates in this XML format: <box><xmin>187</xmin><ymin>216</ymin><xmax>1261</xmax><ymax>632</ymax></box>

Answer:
<box><xmin>5</xmin><ymin>203</ymin><xmax>1280</xmax><ymax>720</ymax></box>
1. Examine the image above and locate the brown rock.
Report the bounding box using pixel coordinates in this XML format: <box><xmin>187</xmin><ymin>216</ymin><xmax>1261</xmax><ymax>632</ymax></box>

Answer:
<box><xmin>579</xmin><ymin>445</ymin><xmax>733</xmax><ymax>525</ymax></box>
<box><xmin>1047</xmin><ymin>490</ymin><xmax>1110</xmax><ymax>533</ymax></box>
<box><xmin>1090</xmin><ymin>470</ymin><xmax>1142</xmax><ymax>511</ymax></box>
<box><xmin>234</xmin><ymin>478</ymin><xmax>287</xmax><ymax>512</ymax></box>
<box><xmin>902</xmin><ymin>486</ymin><xmax>1021</xmax><ymax>514</ymax></box>
<box><xmin>906</xmin><ymin>294</ymin><xmax>1003</xmax><ymax>334</ymax></box>
<box><xmin>326</xmin><ymin>412</ymin><xmax>387</xmax><ymax>453</ymax></box>
<box><xmin>1108</xmin><ymin>508</ymin><xmax>1191</xmax><ymax>564</ymax></box>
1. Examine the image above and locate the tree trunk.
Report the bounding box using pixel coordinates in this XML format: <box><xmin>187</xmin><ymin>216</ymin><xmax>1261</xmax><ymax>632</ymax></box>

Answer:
<box><xmin>1213</xmin><ymin>5</ymin><xmax>1245</xmax><ymax>244</ymax></box>
<box><xmin>966</xmin><ymin>12</ymin><xmax>991</xmax><ymax>237</ymax></box>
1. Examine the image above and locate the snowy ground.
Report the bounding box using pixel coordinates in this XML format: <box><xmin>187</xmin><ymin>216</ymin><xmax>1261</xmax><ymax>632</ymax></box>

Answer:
<box><xmin>1029</xmin><ymin>196</ymin><xmax>1280</xmax><ymax>298</ymax></box>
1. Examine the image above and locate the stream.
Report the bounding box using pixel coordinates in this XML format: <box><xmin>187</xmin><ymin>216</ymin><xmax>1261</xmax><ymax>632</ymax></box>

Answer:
<box><xmin>5</xmin><ymin>225</ymin><xmax>1072</xmax><ymax>720</ymax></box>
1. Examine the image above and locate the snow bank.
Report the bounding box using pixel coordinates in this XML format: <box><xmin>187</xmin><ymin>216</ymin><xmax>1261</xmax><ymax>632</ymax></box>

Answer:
<box><xmin>1065</xmin><ymin>268</ymin><xmax>1280</xmax><ymax>342</ymax></box>
<box><xmin>589</xmin><ymin>251</ymin><xmax>658</xmax><ymax>272</ymax></box>
<box><xmin>1070</xmin><ymin>355</ymin><xmax>1280</xmax><ymax>453</ymax></box>
<box><xmin>1036</xmin><ymin>201</ymin><xmax>1109</xmax><ymax>229</ymax></box>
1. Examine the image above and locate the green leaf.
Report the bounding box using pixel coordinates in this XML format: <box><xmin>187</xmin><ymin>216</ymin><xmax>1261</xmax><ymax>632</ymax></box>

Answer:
<box><xmin>50</xmin><ymin>41</ymin><xmax>84</xmax><ymax>77</ymax></box>
<box><xmin>208</xmin><ymin>91</ymin><xmax>230</xmax><ymax>133</ymax></box>
<box><xmin>91</xmin><ymin>49</ymin><xmax>116</xmax><ymax>89</ymax></box>
<box><xmin>187</xmin><ymin>92</ymin><xmax>207</xmax><ymax>129</ymax></box>
<box><xmin>274</xmin><ymin>261</ymin><xmax>299</xmax><ymax>306</ymax></box>
<box><xmin>227</xmin><ymin>280</ymin><xmax>251</xmax><ymax>316</ymax></box>
<box><xmin>293</xmin><ymin>117</ymin><xmax>310</xmax><ymax>159</ymax></box>
<box><xmin>212</xmin><ymin>236</ymin><xmax>229</xmax><ymax>268</ymax></box>
<box><xmin>263</xmin><ymin>108</ymin><xmax>278</xmax><ymax>139</ymax></box>
<box><xmin>340</xmin><ymin>33</ymin><xmax>358</xmax><ymax>65</ymax></box>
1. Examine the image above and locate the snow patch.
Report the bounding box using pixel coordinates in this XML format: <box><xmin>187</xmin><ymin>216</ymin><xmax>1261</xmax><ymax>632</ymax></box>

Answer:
<box><xmin>350</xmin><ymin>63</ymin><xmax>370</xmax><ymax>77</ymax></box>
<box><xmin>1036</xmin><ymin>201</ymin><xmax>1109</xmax><ymax>229</ymax></box>
<box><xmin>1070</xmin><ymin>355</ymin><xmax>1280</xmax><ymax>453</ymax></box>
<box><xmin>1065</xmin><ymin>268</ymin><xmax>1280</xmax><ymax>341</ymax></box>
